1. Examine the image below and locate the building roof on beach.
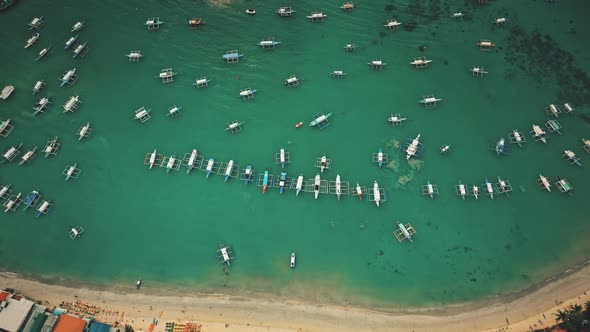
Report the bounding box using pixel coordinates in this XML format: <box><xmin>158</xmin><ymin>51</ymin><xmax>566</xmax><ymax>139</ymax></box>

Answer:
<box><xmin>0</xmin><ymin>292</ymin><xmax>35</xmax><ymax>332</ymax></box>
<box><xmin>89</xmin><ymin>321</ymin><xmax>112</xmax><ymax>332</ymax></box>
<box><xmin>52</xmin><ymin>314</ymin><xmax>87</xmax><ymax>332</ymax></box>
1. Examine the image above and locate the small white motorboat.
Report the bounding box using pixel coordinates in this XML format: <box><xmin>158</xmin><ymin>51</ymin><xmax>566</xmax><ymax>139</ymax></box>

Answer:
<box><xmin>290</xmin><ymin>253</ymin><xmax>296</xmax><ymax>268</ymax></box>
<box><xmin>245</xmin><ymin>8</ymin><xmax>256</xmax><ymax>15</ymax></box>
<box><xmin>24</xmin><ymin>33</ymin><xmax>39</xmax><ymax>49</ymax></box>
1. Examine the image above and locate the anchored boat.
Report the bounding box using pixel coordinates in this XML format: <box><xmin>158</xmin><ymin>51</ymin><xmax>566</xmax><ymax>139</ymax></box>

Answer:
<box><xmin>355</xmin><ymin>183</ymin><xmax>363</xmax><ymax>200</ymax></box>
<box><xmin>290</xmin><ymin>253</ymin><xmax>296</xmax><ymax>268</ymax></box>
<box><xmin>314</xmin><ymin>174</ymin><xmax>321</xmax><ymax>199</ymax></box>
<box><xmin>335</xmin><ymin>175</ymin><xmax>342</xmax><ymax>200</ymax></box>
<box><xmin>188</xmin><ymin>18</ymin><xmax>204</xmax><ymax>27</ymax></box>
<box><xmin>24</xmin><ymin>33</ymin><xmax>39</xmax><ymax>49</ymax></box>
<box><xmin>71</xmin><ymin>21</ymin><xmax>85</xmax><ymax>32</ymax></box>
<box><xmin>372</xmin><ymin>181</ymin><xmax>381</xmax><ymax>207</ymax></box>
<box><xmin>262</xmin><ymin>169</ymin><xmax>269</xmax><ymax>193</ymax></box>
<box><xmin>36</xmin><ymin>200</ymin><xmax>52</xmax><ymax>218</ymax></box>
<box><xmin>205</xmin><ymin>158</ymin><xmax>215</xmax><ymax>178</ymax></box>
<box><xmin>295</xmin><ymin>174</ymin><xmax>304</xmax><ymax>196</ymax></box>
<box><xmin>65</xmin><ymin>35</ymin><xmax>78</xmax><ymax>49</ymax></box>
<box><xmin>279</xmin><ymin>171</ymin><xmax>287</xmax><ymax>193</ymax></box>
<box><xmin>244</xmin><ymin>165</ymin><xmax>253</xmax><ymax>184</ymax></box>
<box><xmin>23</xmin><ymin>190</ymin><xmax>40</xmax><ymax>210</ymax></box>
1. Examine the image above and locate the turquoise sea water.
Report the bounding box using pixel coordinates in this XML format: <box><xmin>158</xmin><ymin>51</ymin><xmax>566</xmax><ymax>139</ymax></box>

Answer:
<box><xmin>0</xmin><ymin>0</ymin><xmax>589</xmax><ymax>308</ymax></box>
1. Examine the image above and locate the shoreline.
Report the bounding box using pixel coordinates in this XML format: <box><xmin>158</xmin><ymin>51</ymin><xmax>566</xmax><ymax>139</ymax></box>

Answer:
<box><xmin>1</xmin><ymin>261</ymin><xmax>590</xmax><ymax>332</ymax></box>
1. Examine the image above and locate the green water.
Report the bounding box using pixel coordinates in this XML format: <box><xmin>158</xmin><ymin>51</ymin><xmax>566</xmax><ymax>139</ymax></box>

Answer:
<box><xmin>1</xmin><ymin>0</ymin><xmax>589</xmax><ymax>308</ymax></box>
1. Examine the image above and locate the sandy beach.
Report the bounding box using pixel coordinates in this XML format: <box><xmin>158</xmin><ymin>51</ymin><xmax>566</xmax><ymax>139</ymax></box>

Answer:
<box><xmin>1</xmin><ymin>263</ymin><xmax>589</xmax><ymax>332</ymax></box>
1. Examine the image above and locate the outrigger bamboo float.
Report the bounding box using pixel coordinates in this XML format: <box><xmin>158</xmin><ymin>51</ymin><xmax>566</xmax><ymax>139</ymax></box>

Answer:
<box><xmin>19</xmin><ymin>146</ymin><xmax>37</xmax><ymax>165</ymax></box>
<box><xmin>77</xmin><ymin>122</ymin><xmax>92</xmax><ymax>140</ymax></box>
<box><xmin>388</xmin><ymin>114</ymin><xmax>407</xmax><ymax>126</ymax></box>
<box><xmin>555</xmin><ymin>177</ymin><xmax>573</xmax><ymax>195</ymax></box>
<box><xmin>0</xmin><ymin>118</ymin><xmax>14</xmax><ymax>138</ymax></box>
<box><xmin>33</xmin><ymin>97</ymin><xmax>51</xmax><ymax>116</ymax></box>
<box><xmin>275</xmin><ymin>148</ymin><xmax>290</xmax><ymax>168</ymax></box>
<box><xmin>4</xmin><ymin>193</ymin><xmax>22</xmax><ymax>213</ymax></box>
<box><xmin>315</xmin><ymin>155</ymin><xmax>331</xmax><ymax>173</ymax></box>
<box><xmin>59</xmin><ymin>68</ymin><xmax>78</xmax><ymax>87</ymax></box>
<box><xmin>563</xmin><ymin>150</ymin><xmax>582</xmax><ymax>166</ymax></box>
<box><xmin>276</xmin><ymin>7</ymin><xmax>295</xmax><ymax>17</ymax></box>
<box><xmin>418</xmin><ymin>95</ymin><xmax>442</xmax><ymax>108</ymax></box>
<box><xmin>63</xmin><ymin>96</ymin><xmax>81</xmax><ymax>113</ymax></box>
<box><xmin>258</xmin><ymin>38</ymin><xmax>281</xmax><ymax>49</ymax></box>
<box><xmin>64</xmin><ymin>35</ymin><xmax>78</xmax><ymax>49</ymax></box>
<box><xmin>126</xmin><ymin>51</ymin><xmax>143</xmax><ymax>62</ymax></box>
<box><xmin>404</xmin><ymin>134</ymin><xmax>423</xmax><ymax>160</ymax></box>
<box><xmin>470</xmin><ymin>66</ymin><xmax>488</xmax><ymax>77</ymax></box>
<box><xmin>239</xmin><ymin>87</ymin><xmax>256</xmax><ymax>100</ymax></box>
<box><xmin>410</xmin><ymin>56</ymin><xmax>432</xmax><ymax>69</ymax></box>
<box><xmin>193</xmin><ymin>77</ymin><xmax>211</xmax><ymax>88</ymax></box>
<box><xmin>309</xmin><ymin>112</ymin><xmax>332</xmax><ymax>129</ymax></box>
<box><xmin>537</xmin><ymin>174</ymin><xmax>551</xmax><ymax>192</ymax></box>
<box><xmin>225</xmin><ymin>120</ymin><xmax>244</xmax><ymax>133</ymax></box>
<box><xmin>43</xmin><ymin>136</ymin><xmax>60</xmax><ymax>157</ymax></box>
<box><xmin>477</xmin><ymin>39</ymin><xmax>495</xmax><ymax>50</ymax></box>
<box><xmin>307</xmin><ymin>12</ymin><xmax>327</xmax><ymax>22</ymax></box>
<box><xmin>36</xmin><ymin>200</ymin><xmax>52</xmax><ymax>218</ymax></box>
<box><xmin>372</xmin><ymin>147</ymin><xmax>387</xmax><ymax>167</ymax></box>
<box><xmin>530</xmin><ymin>124</ymin><xmax>547</xmax><ymax>144</ymax></box>
<box><xmin>161</xmin><ymin>154</ymin><xmax>181</xmax><ymax>173</ymax></box>
<box><xmin>144</xmin><ymin>149</ymin><xmax>162</xmax><ymax>169</ymax></box>
<box><xmin>28</xmin><ymin>17</ymin><xmax>45</xmax><ymax>30</ymax></box>
<box><xmin>32</xmin><ymin>80</ymin><xmax>45</xmax><ymax>94</ymax></box>
<box><xmin>508</xmin><ymin>129</ymin><xmax>526</xmax><ymax>147</ymax></box>
<box><xmin>582</xmin><ymin>138</ymin><xmax>590</xmax><ymax>154</ymax></box>
<box><xmin>134</xmin><ymin>107</ymin><xmax>151</xmax><ymax>123</ymax></box>
<box><xmin>24</xmin><ymin>33</ymin><xmax>39</xmax><ymax>48</ymax></box>
<box><xmin>368</xmin><ymin>59</ymin><xmax>386</xmax><ymax>70</ymax></box>
<box><xmin>63</xmin><ymin>163</ymin><xmax>81</xmax><ymax>181</ymax></box>
<box><xmin>394</xmin><ymin>222</ymin><xmax>416</xmax><ymax>243</ymax></box>
<box><xmin>145</xmin><ymin>17</ymin><xmax>164</xmax><ymax>30</ymax></box>
<box><xmin>545</xmin><ymin>119</ymin><xmax>562</xmax><ymax>135</ymax></box>
<box><xmin>156</xmin><ymin>68</ymin><xmax>176</xmax><ymax>83</ymax></box>
<box><xmin>72</xmin><ymin>21</ymin><xmax>85</xmax><ymax>32</ymax></box>
<box><xmin>222</xmin><ymin>50</ymin><xmax>244</xmax><ymax>63</ymax></box>
<box><xmin>35</xmin><ymin>45</ymin><xmax>52</xmax><ymax>61</ymax></box>
<box><xmin>384</xmin><ymin>19</ymin><xmax>402</xmax><ymax>30</ymax></box>
<box><xmin>2</xmin><ymin>143</ymin><xmax>22</xmax><ymax>162</ymax></box>
<box><xmin>422</xmin><ymin>180</ymin><xmax>439</xmax><ymax>198</ymax></box>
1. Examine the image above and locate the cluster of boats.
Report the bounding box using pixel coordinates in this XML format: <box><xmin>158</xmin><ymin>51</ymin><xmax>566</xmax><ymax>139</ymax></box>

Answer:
<box><xmin>1</xmin><ymin>186</ymin><xmax>52</xmax><ymax>217</ymax></box>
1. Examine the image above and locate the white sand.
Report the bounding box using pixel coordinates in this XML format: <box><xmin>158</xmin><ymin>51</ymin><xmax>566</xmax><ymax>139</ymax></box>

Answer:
<box><xmin>1</xmin><ymin>265</ymin><xmax>589</xmax><ymax>332</ymax></box>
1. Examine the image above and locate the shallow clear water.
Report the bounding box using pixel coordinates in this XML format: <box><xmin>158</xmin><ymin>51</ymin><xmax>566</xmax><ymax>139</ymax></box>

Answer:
<box><xmin>0</xmin><ymin>0</ymin><xmax>589</xmax><ymax>307</ymax></box>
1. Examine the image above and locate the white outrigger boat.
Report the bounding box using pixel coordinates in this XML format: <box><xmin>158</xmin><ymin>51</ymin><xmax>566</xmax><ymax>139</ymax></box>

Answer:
<box><xmin>307</xmin><ymin>12</ymin><xmax>327</xmax><ymax>21</ymax></box>
<box><xmin>32</xmin><ymin>80</ymin><xmax>45</xmax><ymax>94</ymax></box>
<box><xmin>186</xmin><ymin>149</ymin><xmax>198</xmax><ymax>174</ymax></box>
<box><xmin>63</xmin><ymin>95</ymin><xmax>81</xmax><ymax>113</ymax></box>
<box><xmin>537</xmin><ymin>174</ymin><xmax>551</xmax><ymax>192</ymax></box>
<box><xmin>43</xmin><ymin>136</ymin><xmax>59</xmax><ymax>157</ymax></box>
<box><xmin>405</xmin><ymin>134</ymin><xmax>421</xmax><ymax>160</ymax></box>
<box><xmin>387</xmin><ymin>114</ymin><xmax>407</xmax><ymax>126</ymax></box>
<box><xmin>410</xmin><ymin>57</ymin><xmax>432</xmax><ymax>68</ymax></box>
<box><xmin>295</xmin><ymin>174</ymin><xmax>304</xmax><ymax>196</ymax></box>
<box><xmin>319</xmin><ymin>155</ymin><xmax>328</xmax><ymax>172</ymax></box>
<box><xmin>71</xmin><ymin>21</ymin><xmax>85</xmax><ymax>32</ymax></box>
<box><xmin>451</xmin><ymin>12</ymin><xmax>464</xmax><ymax>19</ymax></box>
<box><xmin>0</xmin><ymin>118</ymin><xmax>13</xmax><ymax>137</ymax></box>
<box><xmin>167</xmin><ymin>105</ymin><xmax>182</xmax><ymax>117</ymax></box>
<box><xmin>33</xmin><ymin>97</ymin><xmax>51</xmax><ymax>115</ymax></box>
<box><xmin>69</xmin><ymin>226</ymin><xmax>85</xmax><ymax>239</ymax></box>
<box><xmin>0</xmin><ymin>184</ymin><xmax>11</xmax><ymax>199</ymax></box>
<box><xmin>276</xmin><ymin>7</ymin><xmax>295</xmax><ymax>17</ymax></box>
<box><xmin>2</xmin><ymin>143</ymin><xmax>22</xmax><ymax>162</ymax></box>
<box><xmin>64</xmin><ymin>35</ymin><xmax>78</xmax><ymax>49</ymax></box>
<box><xmin>224</xmin><ymin>160</ymin><xmax>234</xmax><ymax>182</ymax></box>
<box><xmin>193</xmin><ymin>77</ymin><xmax>211</xmax><ymax>88</ymax></box>
<box><xmin>492</xmin><ymin>17</ymin><xmax>507</xmax><ymax>25</ymax></box>
<box><xmin>530</xmin><ymin>124</ymin><xmax>547</xmax><ymax>144</ymax></box>
<box><xmin>126</xmin><ymin>51</ymin><xmax>143</xmax><ymax>62</ymax></box>
<box><xmin>63</xmin><ymin>163</ymin><xmax>81</xmax><ymax>181</ymax></box>
<box><xmin>509</xmin><ymin>129</ymin><xmax>525</xmax><ymax>147</ymax></box>
<box><xmin>59</xmin><ymin>68</ymin><xmax>78</xmax><ymax>87</ymax></box>
<box><xmin>28</xmin><ymin>17</ymin><xmax>45</xmax><ymax>30</ymax></box>
<box><xmin>148</xmin><ymin>149</ymin><xmax>158</xmax><ymax>169</ymax></box>
<box><xmin>418</xmin><ymin>96</ymin><xmax>442</xmax><ymax>107</ymax></box>
<box><xmin>72</xmin><ymin>42</ymin><xmax>88</xmax><ymax>58</ymax></box>
<box><xmin>394</xmin><ymin>222</ymin><xmax>416</xmax><ymax>243</ymax></box>
<box><xmin>258</xmin><ymin>38</ymin><xmax>281</xmax><ymax>48</ymax></box>
<box><xmin>290</xmin><ymin>253</ymin><xmax>296</xmax><ymax>268</ymax></box>
<box><xmin>372</xmin><ymin>181</ymin><xmax>381</xmax><ymax>207</ymax></box>
<box><xmin>330</xmin><ymin>70</ymin><xmax>346</xmax><ymax>78</ymax></box>
<box><xmin>368</xmin><ymin>59</ymin><xmax>386</xmax><ymax>69</ymax></box>
<box><xmin>24</xmin><ymin>33</ymin><xmax>39</xmax><ymax>48</ymax></box>
<box><xmin>239</xmin><ymin>87</ymin><xmax>256</xmax><ymax>100</ymax></box>
<box><xmin>456</xmin><ymin>181</ymin><xmax>467</xmax><ymax>200</ymax></box>
<box><xmin>546</xmin><ymin>104</ymin><xmax>561</xmax><ymax>117</ymax></box>
<box><xmin>563</xmin><ymin>150</ymin><xmax>582</xmax><ymax>166</ymax></box>
<box><xmin>335</xmin><ymin>175</ymin><xmax>342</xmax><ymax>200</ymax></box>
<box><xmin>483</xmin><ymin>178</ymin><xmax>495</xmax><ymax>199</ymax></box>
<box><xmin>4</xmin><ymin>193</ymin><xmax>22</xmax><ymax>213</ymax></box>
<box><xmin>313</xmin><ymin>174</ymin><xmax>321</xmax><ymax>199</ymax></box>
<box><xmin>471</xmin><ymin>185</ymin><xmax>479</xmax><ymax>199</ymax></box>
<box><xmin>19</xmin><ymin>146</ymin><xmax>37</xmax><ymax>165</ymax></box>
<box><xmin>562</xmin><ymin>103</ymin><xmax>574</xmax><ymax>113</ymax></box>
<box><xmin>78</xmin><ymin>122</ymin><xmax>92</xmax><ymax>140</ymax></box>
<box><xmin>469</xmin><ymin>66</ymin><xmax>488</xmax><ymax>76</ymax></box>
<box><xmin>384</xmin><ymin>19</ymin><xmax>402</xmax><ymax>30</ymax></box>
<box><xmin>355</xmin><ymin>183</ymin><xmax>363</xmax><ymax>200</ymax></box>
<box><xmin>36</xmin><ymin>200</ymin><xmax>52</xmax><ymax>218</ymax></box>
<box><xmin>35</xmin><ymin>45</ymin><xmax>52</xmax><ymax>61</ymax></box>
<box><xmin>582</xmin><ymin>138</ymin><xmax>590</xmax><ymax>154</ymax></box>
<box><xmin>0</xmin><ymin>86</ymin><xmax>14</xmax><ymax>100</ymax></box>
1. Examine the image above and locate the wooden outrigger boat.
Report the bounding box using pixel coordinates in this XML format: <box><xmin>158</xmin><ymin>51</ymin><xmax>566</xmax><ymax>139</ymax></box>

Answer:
<box><xmin>394</xmin><ymin>222</ymin><xmax>416</xmax><ymax>243</ymax></box>
<box><xmin>555</xmin><ymin>176</ymin><xmax>573</xmax><ymax>195</ymax></box>
<box><xmin>69</xmin><ymin>226</ymin><xmax>84</xmax><ymax>239</ymax></box>
<box><xmin>72</xmin><ymin>21</ymin><xmax>85</xmax><ymax>32</ymax></box>
<box><xmin>32</xmin><ymin>80</ymin><xmax>45</xmax><ymax>94</ymax></box>
<box><xmin>410</xmin><ymin>57</ymin><xmax>432</xmax><ymax>68</ymax></box>
<box><xmin>126</xmin><ymin>51</ymin><xmax>143</xmax><ymax>62</ymax></box>
<box><xmin>28</xmin><ymin>17</ymin><xmax>44</xmax><ymax>30</ymax></box>
<box><xmin>319</xmin><ymin>155</ymin><xmax>328</xmax><ymax>173</ymax></box>
<box><xmin>239</xmin><ymin>87</ymin><xmax>256</xmax><ymax>100</ymax></box>
<box><xmin>65</xmin><ymin>35</ymin><xmax>78</xmax><ymax>49</ymax></box>
<box><xmin>451</xmin><ymin>12</ymin><xmax>465</xmax><ymax>19</ymax></box>
<box><xmin>483</xmin><ymin>178</ymin><xmax>495</xmax><ymax>199</ymax></box>
<box><xmin>309</xmin><ymin>113</ymin><xmax>331</xmax><ymax>129</ymax></box>
<box><xmin>276</xmin><ymin>7</ymin><xmax>295</xmax><ymax>17</ymax></box>
<box><xmin>19</xmin><ymin>146</ymin><xmax>37</xmax><ymax>165</ymax></box>
<box><xmin>563</xmin><ymin>150</ymin><xmax>582</xmax><ymax>166</ymax></box>
<box><xmin>295</xmin><ymin>174</ymin><xmax>304</xmax><ymax>196</ymax></box>
<box><xmin>262</xmin><ymin>169</ymin><xmax>269</xmax><ymax>193</ymax></box>
<box><xmin>314</xmin><ymin>174</ymin><xmax>321</xmax><ymax>199</ymax></box>
<box><xmin>2</xmin><ymin>143</ymin><xmax>22</xmax><ymax>162</ymax></box>
<box><xmin>0</xmin><ymin>118</ymin><xmax>14</xmax><ymax>137</ymax></box>
<box><xmin>422</xmin><ymin>180</ymin><xmax>438</xmax><ymax>199</ymax></box>
<box><xmin>63</xmin><ymin>163</ymin><xmax>81</xmax><ymax>181</ymax></box>
<box><xmin>537</xmin><ymin>174</ymin><xmax>551</xmax><ymax>192</ymax></box>
<box><xmin>0</xmin><ymin>184</ymin><xmax>11</xmax><ymax>199</ymax></box>
<box><xmin>188</xmin><ymin>18</ymin><xmax>204</xmax><ymax>27</ymax></box>
<box><xmin>217</xmin><ymin>243</ymin><xmax>233</xmax><ymax>267</ymax></box>
<box><xmin>4</xmin><ymin>193</ymin><xmax>22</xmax><ymax>213</ymax></box>
<box><xmin>471</xmin><ymin>185</ymin><xmax>479</xmax><ymax>199</ymax></box>
<box><xmin>147</xmin><ymin>149</ymin><xmax>158</xmax><ymax>169</ymax></box>
<box><xmin>258</xmin><ymin>38</ymin><xmax>281</xmax><ymax>48</ymax></box>
<box><xmin>372</xmin><ymin>181</ymin><xmax>381</xmax><ymax>207</ymax></box>
<box><xmin>530</xmin><ymin>124</ymin><xmax>547</xmax><ymax>144</ymax></box>
<box><xmin>307</xmin><ymin>12</ymin><xmax>327</xmax><ymax>22</ymax></box>
<box><xmin>193</xmin><ymin>77</ymin><xmax>211</xmax><ymax>88</ymax></box>
<box><xmin>244</xmin><ymin>165</ymin><xmax>253</xmax><ymax>185</ymax></box>
<box><xmin>355</xmin><ymin>183</ymin><xmax>363</xmax><ymax>200</ymax></box>
<box><xmin>405</xmin><ymin>134</ymin><xmax>421</xmax><ymax>160</ymax></box>
<box><xmin>456</xmin><ymin>180</ymin><xmax>467</xmax><ymax>200</ymax></box>
<box><xmin>59</xmin><ymin>68</ymin><xmax>78</xmax><ymax>87</ymax></box>
<box><xmin>72</xmin><ymin>41</ymin><xmax>88</xmax><ymax>58</ymax></box>
<box><xmin>205</xmin><ymin>158</ymin><xmax>215</xmax><ymax>178</ymax></box>
<box><xmin>186</xmin><ymin>149</ymin><xmax>198</xmax><ymax>174</ymax></box>
<box><xmin>384</xmin><ymin>19</ymin><xmax>402</xmax><ymax>30</ymax></box>
<box><xmin>582</xmin><ymin>138</ymin><xmax>590</xmax><ymax>154</ymax></box>
<box><xmin>495</xmin><ymin>138</ymin><xmax>505</xmax><ymax>157</ymax></box>
<box><xmin>279</xmin><ymin>171</ymin><xmax>287</xmax><ymax>193</ymax></box>
<box><xmin>43</xmin><ymin>136</ymin><xmax>59</xmax><ymax>157</ymax></box>
<box><xmin>33</xmin><ymin>97</ymin><xmax>51</xmax><ymax>115</ymax></box>
<box><xmin>23</xmin><ymin>190</ymin><xmax>41</xmax><ymax>210</ymax></box>
<box><xmin>477</xmin><ymin>39</ymin><xmax>495</xmax><ymax>50</ymax></box>
<box><xmin>418</xmin><ymin>95</ymin><xmax>441</xmax><ymax>108</ymax></box>
<box><xmin>222</xmin><ymin>50</ymin><xmax>244</xmax><ymax>63</ymax></box>
<box><xmin>24</xmin><ymin>33</ymin><xmax>39</xmax><ymax>48</ymax></box>
<box><xmin>36</xmin><ymin>200</ymin><xmax>52</xmax><ymax>218</ymax></box>
<box><xmin>224</xmin><ymin>160</ymin><xmax>235</xmax><ymax>182</ymax></box>
<box><xmin>78</xmin><ymin>122</ymin><xmax>92</xmax><ymax>140</ymax></box>
<box><xmin>335</xmin><ymin>175</ymin><xmax>342</xmax><ymax>200</ymax></box>
<box><xmin>145</xmin><ymin>17</ymin><xmax>164</xmax><ymax>30</ymax></box>
<box><xmin>35</xmin><ymin>45</ymin><xmax>52</xmax><ymax>61</ymax></box>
